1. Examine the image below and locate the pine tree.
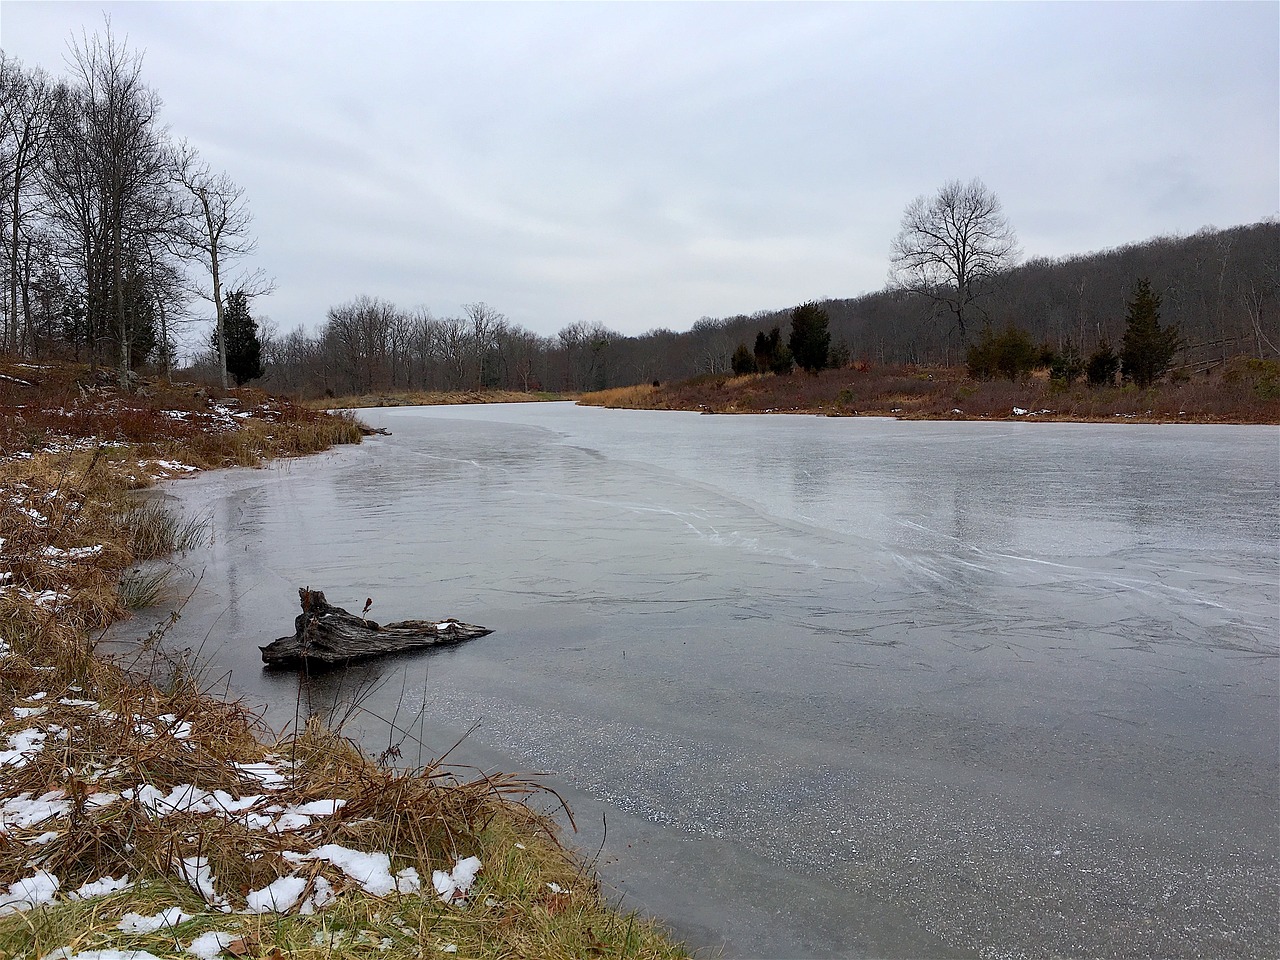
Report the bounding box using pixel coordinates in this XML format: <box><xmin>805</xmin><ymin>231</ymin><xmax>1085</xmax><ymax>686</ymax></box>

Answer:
<box><xmin>788</xmin><ymin>301</ymin><xmax>830</xmax><ymax>373</ymax></box>
<box><xmin>220</xmin><ymin>290</ymin><xmax>264</xmax><ymax>386</ymax></box>
<box><xmin>1121</xmin><ymin>278</ymin><xmax>1180</xmax><ymax>388</ymax></box>
<box><xmin>731</xmin><ymin>343</ymin><xmax>757</xmax><ymax>375</ymax></box>
<box><xmin>1049</xmin><ymin>338</ymin><xmax>1084</xmax><ymax>385</ymax></box>
<box><xmin>1086</xmin><ymin>339</ymin><xmax>1120</xmax><ymax>387</ymax></box>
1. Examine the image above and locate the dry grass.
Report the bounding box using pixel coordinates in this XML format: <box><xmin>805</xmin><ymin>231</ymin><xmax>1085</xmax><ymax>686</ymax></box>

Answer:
<box><xmin>0</xmin><ymin>359</ymin><xmax>687</xmax><ymax>960</ymax></box>
<box><xmin>309</xmin><ymin>389</ymin><xmax>565</xmax><ymax>410</ymax></box>
<box><xmin>579</xmin><ymin>360</ymin><xmax>1280</xmax><ymax>424</ymax></box>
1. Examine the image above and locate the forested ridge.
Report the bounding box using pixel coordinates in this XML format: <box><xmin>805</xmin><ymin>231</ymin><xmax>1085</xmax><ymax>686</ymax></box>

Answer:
<box><xmin>252</xmin><ymin>220</ymin><xmax>1277</xmax><ymax>399</ymax></box>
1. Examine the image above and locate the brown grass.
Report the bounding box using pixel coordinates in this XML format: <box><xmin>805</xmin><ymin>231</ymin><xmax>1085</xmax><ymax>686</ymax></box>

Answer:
<box><xmin>309</xmin><ymin>389</ymin><xmax>566</xmax><ymax>410</ymax></box>
<box><xmin>579</xmin><ymin>360</ymin><xmax>1280</xmax><ymax>424</ymax></box>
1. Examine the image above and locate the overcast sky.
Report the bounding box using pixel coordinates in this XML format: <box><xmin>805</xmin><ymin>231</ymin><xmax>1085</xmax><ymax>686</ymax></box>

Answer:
<box><xmin>2</xmin><ymin>1</ymin><xmax>1277</xmax><ymax>339</ymax></box>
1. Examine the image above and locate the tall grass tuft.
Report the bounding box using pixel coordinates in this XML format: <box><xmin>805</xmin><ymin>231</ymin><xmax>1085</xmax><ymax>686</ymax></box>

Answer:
<box><xmin>127</xmin><ymin>501</ymin><xmax>211</xmax><ymax>561</ymax></box>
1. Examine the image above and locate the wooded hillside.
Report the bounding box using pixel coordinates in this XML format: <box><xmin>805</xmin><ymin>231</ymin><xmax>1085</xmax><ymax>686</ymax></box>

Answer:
<box><xmin>239</xmin><ymin>221</ymin><xmax>1276</xmax><ymax>399</ymax></box>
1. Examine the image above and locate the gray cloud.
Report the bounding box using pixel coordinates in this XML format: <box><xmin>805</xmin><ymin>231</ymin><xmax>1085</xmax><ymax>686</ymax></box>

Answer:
<box><xmin>4</xmin><ymin>1</ymin><xmax>1276</xmax><ymax>337</ymax></box>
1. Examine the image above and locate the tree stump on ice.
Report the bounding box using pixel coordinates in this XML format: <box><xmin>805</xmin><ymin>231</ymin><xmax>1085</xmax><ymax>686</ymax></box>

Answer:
<box><xmin>260</xmin><ymin>588</ymin><xmax>492</xmax><ymax>667</ymax></box>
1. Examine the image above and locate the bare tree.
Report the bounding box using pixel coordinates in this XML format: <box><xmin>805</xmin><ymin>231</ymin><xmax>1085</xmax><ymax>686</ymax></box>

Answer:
<box><xmin>0</xmin><ymin>55</ymin><xmax>57</xmax><ymax>355</ymax></box>
<box><xmin>463</xmin><ymin>301</ymin><xmax>507</xmax><ymax>389</ymax></box>
<box><xmin>890</xmin><ymin>177</ymin><xmax>1021</xmax><ymax>341</ymax></box>
<box><xmin>66</xmin><ymin>25</ymin><xmax>171</xmax><ymax>382</ymax></box>
<box><xmin>170</xmin><ymin>140</ymin><xmax>268</xmax><ymax>388</ymax></box>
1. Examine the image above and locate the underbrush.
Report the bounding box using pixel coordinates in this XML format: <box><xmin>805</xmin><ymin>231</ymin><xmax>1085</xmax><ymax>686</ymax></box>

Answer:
<box><xmin>579</xmin><ymin>361</ymin><xmax>1280</xmax><ymax>423</ymax></box>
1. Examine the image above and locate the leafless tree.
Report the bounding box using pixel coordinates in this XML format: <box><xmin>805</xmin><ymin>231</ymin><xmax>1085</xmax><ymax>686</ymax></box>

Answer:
<box><xmin>0</xmin><ymin>55</ymin><xmax>57</xmax><ymax>354</ymax></box>
<box><xmin>67</xmin><ymin>25</ymin><xmax>170</xmax><ymax>382</ymax></box>
<box><xmin>890</xmin><ymin>177</ymin><xmax>1021</xmax><ymax>341</ymax></box>
<box><xmin>463</xmin><ymin>301</ymin><xmax>507</xmax><ymax>389</ymax></box>
<box><xmin>170</xmin><ymin>140</ymin><xmax>269</xmax><ymax>388</ymax></box>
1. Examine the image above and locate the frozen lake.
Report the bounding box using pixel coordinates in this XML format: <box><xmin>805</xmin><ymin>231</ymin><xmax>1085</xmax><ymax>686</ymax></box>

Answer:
<box><xmin>127</xmin><ymin>404</ymin><xmax>1279</xmax><ymax>959</ymax></box>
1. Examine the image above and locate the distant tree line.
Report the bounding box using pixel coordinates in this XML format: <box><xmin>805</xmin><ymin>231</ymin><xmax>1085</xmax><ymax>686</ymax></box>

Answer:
<box><xmin>0</xmin><ymin>23</ymin><xmax>267</xmax><ymax>388</ymax></box>
<box><xmin>237</xmin><ymin>216</ymin><xmax>1275</xmax><ymax>400</ymax></box>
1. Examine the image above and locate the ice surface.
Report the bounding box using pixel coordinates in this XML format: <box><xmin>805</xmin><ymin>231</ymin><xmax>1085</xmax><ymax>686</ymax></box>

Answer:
<box><xmin>140</xmin><ymin>407</ymin><xmax>1280</xmax><ymax>959</ymax></box>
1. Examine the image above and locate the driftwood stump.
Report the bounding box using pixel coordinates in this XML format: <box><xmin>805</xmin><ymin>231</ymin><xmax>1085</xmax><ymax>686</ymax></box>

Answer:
<box><xmin>260</xmin><ymin>588</ymin><xmax>492</xmax><ymax>667</ymax></box>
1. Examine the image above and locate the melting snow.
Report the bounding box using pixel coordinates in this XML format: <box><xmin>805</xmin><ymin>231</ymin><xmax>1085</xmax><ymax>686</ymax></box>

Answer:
<box><xmin>185</xmin><ymin>932</ymin><xmax>236</xmax><ymax>958</ymax></box>
<box><xmin>0</xmin><ymin>868</ymin><xmax>60</xmax><ymax>915</ymax></box>
<box><xmin>245</xmin><ymin>874</ymin><xmax>308</xmax><ymax>914</ymax></box>
<box><xmin>173</xmin><ymin>855</ymin><xmax>227</xmax><ymax>908</ymax></box>
<box><xmin>0</xmin><ymin>727</ymin><xmax>46</xmax><ymax>766</ymax></box>
<box><xmin>118</xmin><ymin>906</ymin><xmax>193</xmax><ymax>932</ymax></box>
<box><xmin>70</xmin><ymin>875</ymin><xmax>133</xmax><ymax>899</ymax></box>
<box><xmin>432</xmin><ymin>856</ymin><xmax>482</xmax><ymax>903</ymax></box>
<box><xmin>284</xmin><ymin>844</ymin><xmax>423</xmax><ymax>897</ymax></box>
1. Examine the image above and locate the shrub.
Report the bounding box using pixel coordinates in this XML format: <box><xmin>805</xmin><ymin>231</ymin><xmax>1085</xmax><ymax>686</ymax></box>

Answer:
<box><xmin>967</xmin><ymin>324</ymin><xmax>1038</xmax><ymax>381</ymax></box>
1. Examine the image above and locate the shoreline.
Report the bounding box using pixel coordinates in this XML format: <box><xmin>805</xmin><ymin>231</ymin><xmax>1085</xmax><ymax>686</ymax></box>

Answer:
<box><xmin>575</xmin><ymin>362</ymin><xmax>1280</xmax><ymax>425</ymax></box>
<box><xmin>0</xmin><ymin>363</ymin><xmax>687</xmax><ymax>960</ymax></box>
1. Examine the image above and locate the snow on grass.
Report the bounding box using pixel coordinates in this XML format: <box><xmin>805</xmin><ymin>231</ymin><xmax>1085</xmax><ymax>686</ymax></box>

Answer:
<box><xmin>0</xmin><ymin>868</ymin><xmax>59</xmax><ymax>915</ymax></box>
<box><xmin>184</xmin><ymin>931</ymin><xmax>236</xmax><ymax>958</ymax></box>
<box><xmin>70</xmin><ymin>875</ymin><xmax>134</xmax><ymax>899</ymax></box>
<box><xmin>0</xmin><ymin>727</ymin><xmax>46</xmax><ymax>767</ymax></box>
<box><xmin>232</xmin><ymin>759</ymin><xmax>290</xmax><ymax>789</ymax></box>
<box><xmin>0</xmin><ymin>790</ymin><xmax>71</xmax><ymax>831</ymax></box>
<box><xmin>244</xmin><ymin>874</ymin><xmax>308</xmax><ymax>914</ymax></box>
<box><xmin>117</xmin><ymin>905</ymin><xmax>193</xmax><ymax>932</ymax></box>
<box><xmin>283</xmin><ymin>844</ymin><xmax>424</xmax><ymax>898</ymax></box>
<box><xmin>431</xmin><ymin>856</ymin><xmax>482</xmax><ymax>904</ymax></box>
<box><xmin>172</xmin><ymin>855</ymin><xmax>228</xmax><ymax>909</ymax></box>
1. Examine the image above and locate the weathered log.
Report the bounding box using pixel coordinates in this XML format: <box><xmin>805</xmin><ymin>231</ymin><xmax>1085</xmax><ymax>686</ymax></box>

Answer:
<box><xmin>260</xmin><ymin>588</ymin><xmax>492</xmax><ymax>667</ymax></box>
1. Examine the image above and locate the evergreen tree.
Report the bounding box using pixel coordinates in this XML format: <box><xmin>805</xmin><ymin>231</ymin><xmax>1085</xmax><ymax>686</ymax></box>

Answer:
<box><xmin>829</xmin><ymin>339</ymin><xmax>851</xmax><ymax>369</ymax></box>
<box><xmin>788</xmin><ymin>301</ymin><xmax>830</xmax><ymax>373</ymax></box>
<box><xmin>1120</xmin><ymin>278</ymin><xmax>1180</xmax><ymax>387</ymax></box>
<box><xmin>1085</xmin><ymin>339</ymin><xmax>1120</xmax><ymax>387</ymax></box>
<box><xmin>220</xmin><ymin>290</ymin><xmax>264</xmax><ymax>385</ymax></box>
<box><xmin>753</xmin><ymin>327</ymin><xmax>789</xmax><ymax>374</ymax></box>
<box><xmin>1048</xmin><ymin>338</ymin><xmax>1084</xmax><ymax>385</ymax></box>
<box><xmin>731</xmin><ymin>343</ymin><xmax>757</xmax><ymax>375</ymax></box>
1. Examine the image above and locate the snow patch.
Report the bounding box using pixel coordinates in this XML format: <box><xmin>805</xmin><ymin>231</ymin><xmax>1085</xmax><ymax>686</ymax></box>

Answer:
<box><xmin>245</xmin><ymin>874</ymin><xmax>308</xmax><ymax>914</ymax></box>
<box><xmin>0</xmin><ymin>868</ymin><xmax>60</xmax><ymax>915</ymax></box>
<box><xmin>70</xmin><ymin>875</ymin><xmax>133</xmax><ymax>900</ymax></box>
<box><xmin>185</xmin><ymin>932</ymin><xmax>236</xmax><ymax>959</ymax></box>
<box><xmin>432</xmin><ymin>856</ymin><xmax>482</xmax><ymax>903</ymax></box>
<box><xmin>118</xmin><ymin>906</ymin><xmax>193</xmax><ymax>932</ymax></box>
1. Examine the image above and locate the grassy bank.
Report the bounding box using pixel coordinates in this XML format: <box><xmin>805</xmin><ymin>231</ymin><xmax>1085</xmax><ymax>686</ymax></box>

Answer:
<box><xmin>307</xmin><ymin>389</ymin><xmax>566</xmax><ymax>411</ymax></box>
<box><xmin>579</xmin><ymin>360</ymin><xmax>1280</xmax><ymax>424</ymax></box>
<box><xmin>0</xmin><ymin>361</ymin><xmax>685</xmax><ymax>959</ymax></box>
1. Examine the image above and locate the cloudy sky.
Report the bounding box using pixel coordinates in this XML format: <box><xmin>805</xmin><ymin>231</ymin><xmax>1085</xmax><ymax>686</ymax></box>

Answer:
<box><xmin>3</xmin><ymin>2</ymin><xmax>1277</xmax><ymax>339</ymax></box>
